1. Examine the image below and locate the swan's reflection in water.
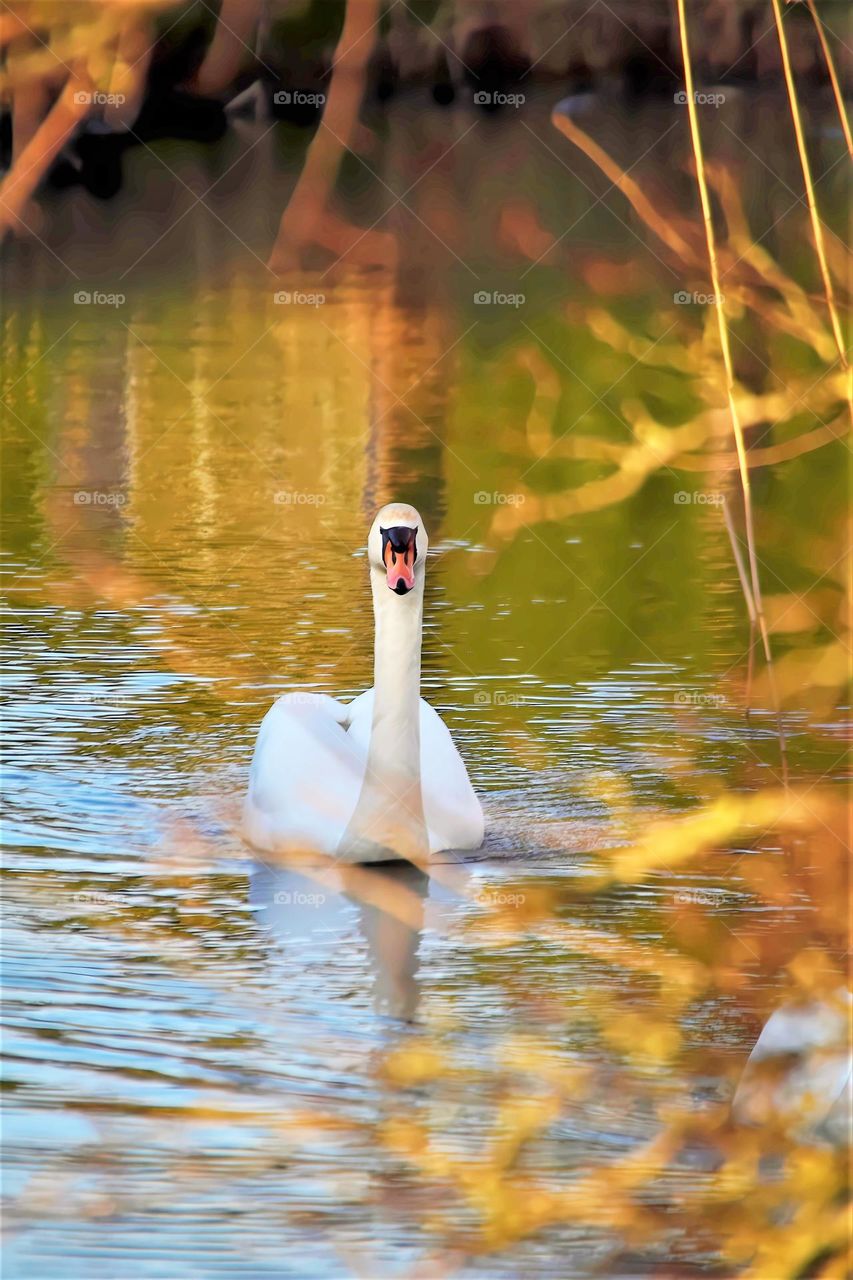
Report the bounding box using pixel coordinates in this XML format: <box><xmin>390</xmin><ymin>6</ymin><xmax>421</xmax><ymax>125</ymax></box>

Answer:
<box><xmin>251</xmin><ymin>858</ymin><xmax>853</xmax><ymax>1153</ymax></box>
<box><xmin>249</xmin><ymin>858</ymin><xmax>430</xmax><ymax>1020</ymax></box>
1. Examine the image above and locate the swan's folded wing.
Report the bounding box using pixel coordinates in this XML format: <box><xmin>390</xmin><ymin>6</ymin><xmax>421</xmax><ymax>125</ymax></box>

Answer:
<box><xmin>419</xmin><ymin>701</ymin><xmax>484</xmax><ymax>852</ymax></box>
<box><xmin>242</xmin><ymin>693</ymin><xmax>363</xmax><ymax>856</ymax></box>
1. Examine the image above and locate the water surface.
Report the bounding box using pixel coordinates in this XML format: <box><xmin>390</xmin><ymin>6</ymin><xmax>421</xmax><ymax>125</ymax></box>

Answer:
<box><xmin>2</xmin><ymin>90</ymin><xmax>849</xmax><ymax>1277</ymax></box>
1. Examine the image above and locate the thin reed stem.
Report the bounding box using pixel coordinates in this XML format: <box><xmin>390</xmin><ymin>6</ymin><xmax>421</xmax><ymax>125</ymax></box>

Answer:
<box><xmin>722</xmin><ymin>504</ymin><xmax>788</xmax><ymax>777</ymax></box>
<box><xmin>722</xmin><ymin>497</ymin><xmax>756</xmax><ymax>628</ymax></box>
<box><xmin>676</xmin><ymin>0</ymin><xmax>788</xmax><ymax>783</ymax></box>
<box><xmin>723</xmin><ymin>496</ymin><xmax>758</xmax><ymax>724</ymax></box>
<box><xmin>805</xmin><ymin>0</ymin><xmax>853</xmax><ymax>159</ymax></box>
<box><xmin>674</xmin><ymin>0</ymin><xmax>762</xmax><ymax>631</ymax></box>
<box><xmin>770</xmin><ymin>0</ymin><xmax>849</xmax><ymax>372</ymax></box>
<box><xmin>745</xmin><ymin>625</ymin><xmax>756</xmax><ymax>724</ymax></box>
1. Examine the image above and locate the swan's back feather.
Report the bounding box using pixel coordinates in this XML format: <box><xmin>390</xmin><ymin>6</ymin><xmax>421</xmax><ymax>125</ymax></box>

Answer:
<box><xmin>243</xmin><ymin>689</ymin><xmax>483</xmax><ymax>858</ymax></box>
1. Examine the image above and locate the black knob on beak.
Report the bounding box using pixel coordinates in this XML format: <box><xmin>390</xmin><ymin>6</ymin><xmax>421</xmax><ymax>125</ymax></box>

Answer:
<box><xmin>381</xmin><ymin>525</ymin><xmax>418</xmax><ymax>593</ymax></box>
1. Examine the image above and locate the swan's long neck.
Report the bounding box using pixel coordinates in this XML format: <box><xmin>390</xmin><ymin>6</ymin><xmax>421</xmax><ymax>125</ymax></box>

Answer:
<box><xmin>337</xmin><ymin>575</ymin><xmax>427</xmax><ymax>862</ymax></box>
<box><xmin>369</xmin><ymin>582</ymin><xmax>423</xmax><ymax>781</ymax></box>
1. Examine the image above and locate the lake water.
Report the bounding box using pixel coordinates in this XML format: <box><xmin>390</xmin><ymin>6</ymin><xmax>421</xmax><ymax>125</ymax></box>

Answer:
<box><xmin>2</xmin><ymin>88</ymin><xmax>849</xmax><ymax>1277</ymax></box>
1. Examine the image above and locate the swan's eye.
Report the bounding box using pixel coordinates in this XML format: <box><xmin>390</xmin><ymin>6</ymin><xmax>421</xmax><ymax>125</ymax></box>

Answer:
<box><xmin>380</xmin><ymin>526</ymin><xmax>418</xmax><ymax>594</ymax></box>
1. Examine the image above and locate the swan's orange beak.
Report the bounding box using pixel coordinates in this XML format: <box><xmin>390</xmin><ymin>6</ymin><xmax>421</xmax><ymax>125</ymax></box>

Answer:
<box><xmin>381</xmin><ymin>525</ymin><xmax>417</xmax><ymax>595</ymax></box>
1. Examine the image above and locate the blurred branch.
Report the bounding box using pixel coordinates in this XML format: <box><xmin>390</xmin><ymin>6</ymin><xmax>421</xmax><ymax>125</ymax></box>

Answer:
<box><xmin>551</xmin><ymin>108</ymin><xmax>697</xmax><ymax>265</ymax></box>
<box><xmin>269</xmin><ymin>0</ymin><xmax>396</xmax><ymax>272</ymax></box>
<box><xmin>0</xmin><ymin>73</ymin><xmax>93</xmax><ymax>234</ymax></box>
<box><xmin>189</xmin><ymin>0</ymin><xmax>263</xmax><ymax>96</ymax></box>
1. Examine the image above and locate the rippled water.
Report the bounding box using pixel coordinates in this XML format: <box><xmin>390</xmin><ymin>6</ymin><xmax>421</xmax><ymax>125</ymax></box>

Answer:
<box><xmin>2</xmin><ymin>90</ymin><xmax>848</xmax><ymax>1277</ymax></box>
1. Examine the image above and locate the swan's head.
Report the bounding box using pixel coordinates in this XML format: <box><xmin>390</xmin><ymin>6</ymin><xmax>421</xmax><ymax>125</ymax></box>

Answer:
<box><xmin>367</xmin><ymin>503</ymin><xmax>428</xmax><ymax>597</ymax></box>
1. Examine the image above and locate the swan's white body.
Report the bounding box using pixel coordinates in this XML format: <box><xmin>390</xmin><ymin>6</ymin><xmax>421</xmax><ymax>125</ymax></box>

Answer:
<box><xmin>244</xmin><ymin>688</ymin><xmax>483</xmax><ymax>858</ymax></box>
<box><xmin>242</xmin><ymin>504</ymin><xmax>484</xmax><ymax>862</ymax></box>
<box><xmin>733</xmin><ymin>990</ymin><xmax>852</xmax><ymax>1144</ymax></box>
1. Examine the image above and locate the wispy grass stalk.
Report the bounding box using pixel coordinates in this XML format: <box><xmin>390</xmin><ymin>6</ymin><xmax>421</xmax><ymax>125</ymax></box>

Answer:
<box><xmin>805</xmin><ymin>0</ymin><xmax>853</xmax><ymax>159</ymax></box>
<box><xmin>770</xmin><ymin>0</ymin><xmax>849</xmax><ymax>375</ymax></box>
<box><xmin>722</xmin><ymin>496</ymin><xmax>759</xmax><ymax>730</ymax></box>
<box><xmin>675</xmin><ymin>0</ymin><xmax>788</xmax><ymax>779</ymax></box>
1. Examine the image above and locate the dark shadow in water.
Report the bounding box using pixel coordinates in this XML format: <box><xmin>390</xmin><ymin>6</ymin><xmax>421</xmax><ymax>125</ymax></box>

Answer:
<box><xmin>249</xmin><ymin>858</ymin><xmax>429</xmax><ymax>1020</ymax></box>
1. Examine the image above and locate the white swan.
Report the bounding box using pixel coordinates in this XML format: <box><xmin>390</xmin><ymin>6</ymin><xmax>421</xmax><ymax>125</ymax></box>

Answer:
<box><xmin>733</xmin><ymin>988</ymin><xmax>852</xmax><ymax>1144</ymax></box>
<box><xmin>242</xmin><ymin>503</ymin><xmax>484</xmax><ymax>863</ymax></box>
